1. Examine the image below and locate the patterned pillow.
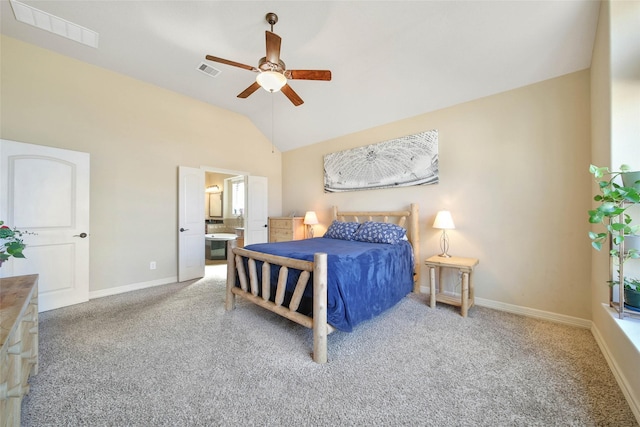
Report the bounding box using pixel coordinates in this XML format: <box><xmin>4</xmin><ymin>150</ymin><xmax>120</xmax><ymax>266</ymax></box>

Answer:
<box><xmin>323</xmin><ymin>221</ymin><xmax>360</xmax><ymax>240</ymax></box>
<box><xmin>352</xmin><ymin>221</ymin><xmax>406</xmax><ymax>245</ymax></box>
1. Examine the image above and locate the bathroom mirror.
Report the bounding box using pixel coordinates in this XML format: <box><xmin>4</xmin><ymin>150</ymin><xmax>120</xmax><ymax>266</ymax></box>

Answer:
<box><xmin>209</xmin><ymin>192</ymin><xmax>223</xmax><ymax>218</ymax></box>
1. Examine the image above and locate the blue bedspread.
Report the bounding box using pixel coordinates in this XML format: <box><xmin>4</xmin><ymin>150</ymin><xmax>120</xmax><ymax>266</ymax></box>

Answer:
<box><xmin>242</xmin><ymin>237</ymin><xmax>414</xmax><ymax>332</ymax></box>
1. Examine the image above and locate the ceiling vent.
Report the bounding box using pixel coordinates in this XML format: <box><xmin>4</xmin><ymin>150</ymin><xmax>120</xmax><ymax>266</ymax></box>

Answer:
<box><xmin>197</xmin><ymin>63</ymin><xmax>221</xmax><ymax>78</ymax></box>
<box><xmin>10</xmin><ymin>0</ymin><xmax>99</xmax><ymax>48</ymax></box>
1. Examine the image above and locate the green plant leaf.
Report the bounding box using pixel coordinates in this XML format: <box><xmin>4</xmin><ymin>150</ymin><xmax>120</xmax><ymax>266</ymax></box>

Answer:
<box><xmin>611</xmin><ymin>223</ymin><xmax>627</xmax><ymax>231</ymax></box>
<box><xmin>599</xmin><ymin>202</ymin><xmax>618</xmax><ymax>213</ymax></box>
<box><xmin>589</xmin><ymin>211</ymin><xmax>604</xmax><ymax>223</ymax></box>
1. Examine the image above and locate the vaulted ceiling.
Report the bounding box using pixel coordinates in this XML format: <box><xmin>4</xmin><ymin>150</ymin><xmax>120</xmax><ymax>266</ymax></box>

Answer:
<box><xmin>0</xmin><ymin>1</ymin><xmax>600</xmax><ymax>152</ymax></box>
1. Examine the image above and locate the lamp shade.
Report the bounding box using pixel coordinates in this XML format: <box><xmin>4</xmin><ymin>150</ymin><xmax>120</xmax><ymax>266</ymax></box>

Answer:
<box><xmin>433</xmin><ymin>210</ymin><xmax>455</xmax><ymax>229</ymax></box>
<box><xmin>256</xmin><ymin>71</ymin><xmax>287</xmax><ymax>92</ymax></box>
<box><xmin>303</xmin><ymin>211</ymin><xmax>319</xmax><ymax>225</ymax></box>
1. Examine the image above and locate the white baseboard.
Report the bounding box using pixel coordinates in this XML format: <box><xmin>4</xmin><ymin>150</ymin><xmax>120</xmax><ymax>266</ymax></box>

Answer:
<box><xmin>591</xmin><ymin>317</ymin><xmax>640</xmax><ymax>424</ymax></box>
<box><xmin>89</xmin><ymin>276</ymin><xmax>178</xmax><ymax>300</ymax></box>
<box><xmin>418</xmin><ymin>285</ymin><xmax>591</xmax><ymax>328</ymax></box>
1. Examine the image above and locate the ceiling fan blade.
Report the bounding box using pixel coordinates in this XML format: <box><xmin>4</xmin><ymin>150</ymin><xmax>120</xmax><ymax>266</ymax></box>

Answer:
<box><xmin>287</xmin><ymin>70</ymin><xmax>332</xmax><ymax>81</ymax></box>
<box><xmin>265</xmin><ymin>31</ymin><xmax>281</xmax><ymax>64</ymax></box>
<box><xmin>206</xmin><ymin>55</ymin><xmax>257</xmax><ymax>72</ymax></box>
<box><xmin>280</xmin><ymin>84</ymin><xmax>304</xmax><ymax>106</ymax></box>
<box><xmin>237</xmin><ymin>82</ymin><xmax>262</xmax><ymax>99</ymax></box>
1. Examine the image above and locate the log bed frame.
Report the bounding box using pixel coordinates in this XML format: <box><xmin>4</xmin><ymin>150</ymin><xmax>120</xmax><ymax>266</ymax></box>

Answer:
<box><xmin>225</xmin><ymin>204</ymin><xmax>420</xmax><ymax>363</ymax></box>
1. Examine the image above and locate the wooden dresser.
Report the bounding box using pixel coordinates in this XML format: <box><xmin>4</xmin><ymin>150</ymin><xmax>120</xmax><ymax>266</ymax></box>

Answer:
<box><xmin>1</xmin><ymin>274</ymin><xmax>39</xmax><ymax>427</ymax></box>
<box><xmin>268</xmin><ymin>217</ymin><xmax>305</xmax><ymax>242</ymax></box>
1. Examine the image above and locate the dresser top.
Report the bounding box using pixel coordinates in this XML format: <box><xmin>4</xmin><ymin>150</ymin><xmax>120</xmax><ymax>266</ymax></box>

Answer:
<box><xmin>1</xmin><ymin>274</ymin><xmax>38</xmax><ymax>349</ymax></box>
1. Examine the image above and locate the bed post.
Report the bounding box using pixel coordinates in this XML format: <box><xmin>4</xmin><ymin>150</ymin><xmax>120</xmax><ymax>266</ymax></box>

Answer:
<box><xmin>411</xmin><ymin>203</ymin><xmax>420</xmax><ymax>293</ymax></box>
<box><xmin>225</xmin><ymin>239</ymin><xmax>237</xmax><ymax>311</ymax></box>
<box><xmin>312</xmin><ymin>252</ymin><xmax>328</xmax><ymax>364</ymax></box>
<box><xmin>332</xmin><ymin>206</ymin><xmax>338</xmax><ymax>221</ymax></box>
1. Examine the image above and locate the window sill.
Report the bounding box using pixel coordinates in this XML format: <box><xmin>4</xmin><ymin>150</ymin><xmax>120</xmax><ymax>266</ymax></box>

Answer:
<box><xmin>603</xmin><ymin>303</ymin><xmax>640</xmax><ymax>352</ymax></box>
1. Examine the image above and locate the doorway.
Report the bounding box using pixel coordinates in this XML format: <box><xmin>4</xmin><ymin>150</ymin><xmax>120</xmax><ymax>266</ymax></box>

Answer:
<box><xmin>179</xmin><ymin>165</ymin><xmax>267</xmax><ymax>281</ymax></box>
<box><xmin>204</xmin><ymin>171</ymin><xmax>239</xmax><ymax>269</ymax></box>
<box><xmin>201</xmin><ymin>166</ymin><xmax>247</xmax><ymax>278</ymax></box>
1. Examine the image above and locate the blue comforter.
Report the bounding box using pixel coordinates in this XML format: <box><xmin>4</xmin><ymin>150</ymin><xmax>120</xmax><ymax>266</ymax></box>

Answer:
<box><xmin>242</xmin><ymin>237</ymin><xmax>414</xmax><ymax>332</ymax></box>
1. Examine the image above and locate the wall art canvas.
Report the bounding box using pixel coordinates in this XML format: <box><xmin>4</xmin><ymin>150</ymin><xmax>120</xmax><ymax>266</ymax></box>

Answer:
<box><xmin>323</xmin><ymin>130</ymin><xmax>438</xmax><ymax>192</ymax></box>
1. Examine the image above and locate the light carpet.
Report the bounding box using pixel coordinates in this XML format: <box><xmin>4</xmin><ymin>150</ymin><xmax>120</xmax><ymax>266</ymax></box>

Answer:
<box><xmin>21</xmin><ymin>264</ymin><xmax>638</xmax><ymax>426</ymax></box>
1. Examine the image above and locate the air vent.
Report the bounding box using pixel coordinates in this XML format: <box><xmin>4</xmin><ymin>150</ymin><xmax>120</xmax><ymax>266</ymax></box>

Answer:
<box><xmin>197</xmin><ymin>63</ymin><xmax>221</xmax><ymax>78</ymax></box>
<box><xmin>10</xmin><ymin>0</ymin><xmax>99</xmax><ymax>48</ymax></box>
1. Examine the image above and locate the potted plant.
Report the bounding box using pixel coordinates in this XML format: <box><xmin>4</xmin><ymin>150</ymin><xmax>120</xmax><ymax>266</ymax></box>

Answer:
<box><xmin>589</xmin><ymin>165</ymin><xmax>640</xmax><ymax>313</ymax></box>
<box><xmin>609</xmin><ymin>274</ymin><xmax>640</xmax><ymax>310</ymax></box>
<box><xmin>0</xmin><ymin>220</ymin><xmax>31</xmax><ymax>266</ymax></box>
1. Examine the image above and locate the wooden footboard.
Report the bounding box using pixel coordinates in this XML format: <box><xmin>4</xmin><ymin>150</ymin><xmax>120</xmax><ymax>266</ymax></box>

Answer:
<box><xmin>225</xmin><ymin>239</ymin><xmax>333</xmax><ymax>363</ymax></box>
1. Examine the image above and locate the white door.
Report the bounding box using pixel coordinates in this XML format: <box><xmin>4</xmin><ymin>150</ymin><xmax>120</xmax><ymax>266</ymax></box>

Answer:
<box><xmin>0</xmin><ymin>139</ymin><xmax>90</xmax><ymax>312</ymax></box>
<box><xmin>178</xmin><ymin>166</ymin><xmax>204</xmax><ymax>282</ymax></box>
<box><xmin>244</xmin><ymin>176</ymin><xmax>268</xmax><ymax>245</ymax></box>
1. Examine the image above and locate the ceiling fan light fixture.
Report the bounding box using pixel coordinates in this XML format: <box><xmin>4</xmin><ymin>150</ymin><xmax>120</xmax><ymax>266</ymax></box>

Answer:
<box><xmin>256</xmin><ymin>71</ymin><xmax>287</xmax><ymax>93</ymax></box>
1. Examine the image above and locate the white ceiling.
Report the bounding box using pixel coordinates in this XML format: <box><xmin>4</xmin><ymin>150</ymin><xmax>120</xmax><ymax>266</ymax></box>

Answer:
<box><xmin>0</xmin><ymin>1</ymin><xmax>600</xmax><ymax>152</ymax></box>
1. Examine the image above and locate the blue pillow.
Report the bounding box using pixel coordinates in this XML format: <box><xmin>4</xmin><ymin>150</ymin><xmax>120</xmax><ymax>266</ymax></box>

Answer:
<box><xmin>323</xmin><ymin>221</ymin><xmax>360</xmax><ymax>240</ymax></box>
<box><xmin>352</xmin><ymin>221</ymin><xmax>406</xmax><ymax>245</ymax></box>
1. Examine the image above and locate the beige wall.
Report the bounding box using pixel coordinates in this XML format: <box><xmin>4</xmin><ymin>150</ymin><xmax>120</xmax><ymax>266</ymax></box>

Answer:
<box><xmin>283</xmin><ymin>70</ymin><xmax>592</xmax><ymax>320</ymax></box>
<box><xmin>0</xmin><ymin>35</ymin><xmax>282</xmax><ymax>292</ymax></box>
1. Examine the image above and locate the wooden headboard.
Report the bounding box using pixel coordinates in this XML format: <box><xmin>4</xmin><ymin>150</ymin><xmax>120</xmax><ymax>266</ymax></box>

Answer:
<box><xmin>331</xmin><ymin>204</ymin><xmax>420</xmax><ymax>292</ymax></box>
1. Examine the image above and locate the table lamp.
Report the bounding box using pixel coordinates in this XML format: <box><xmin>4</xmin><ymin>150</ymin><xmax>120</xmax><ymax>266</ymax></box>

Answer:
<box><xmin>433</xmin><ymin>210</ymin><xmax>455</xmax><ymax>257</ymax></box>
<box><xmin>304</xmin><ymin>211</ymin><xmax>319</xmax><ymax>238</ymax></box>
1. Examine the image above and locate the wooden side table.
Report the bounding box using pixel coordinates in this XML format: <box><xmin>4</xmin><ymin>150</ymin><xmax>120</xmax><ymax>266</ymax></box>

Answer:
<box><xmin>425</xmin><ymin>255</ymin><xmax>479</xmax><ymax>317</ymax></box>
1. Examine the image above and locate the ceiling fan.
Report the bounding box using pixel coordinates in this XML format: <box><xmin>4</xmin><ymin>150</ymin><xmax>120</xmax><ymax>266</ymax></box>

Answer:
<box><xmin>205</xmin><ymin>12</ymin><xmax>331</xmax><ymax>107</ymax></box>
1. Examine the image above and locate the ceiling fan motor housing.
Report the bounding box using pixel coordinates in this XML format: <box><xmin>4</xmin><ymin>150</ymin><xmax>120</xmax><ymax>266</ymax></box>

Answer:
<box><xmin>258</xmin><ymin>57</ymin><xmax>286</xmax><ymax>73</ymax></box>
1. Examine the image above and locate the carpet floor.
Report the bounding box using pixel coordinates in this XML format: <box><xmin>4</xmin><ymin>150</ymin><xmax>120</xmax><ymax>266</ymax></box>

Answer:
<box><xmin>20</xmin><ymin>264</ymin><xmax>638</xmax><ymax>426</ymax></box>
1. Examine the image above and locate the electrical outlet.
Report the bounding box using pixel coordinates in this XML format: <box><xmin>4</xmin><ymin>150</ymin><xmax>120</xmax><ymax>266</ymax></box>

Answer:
<box><xmin>150</xmin><ymin>261</ymin><xmax>156</xmax><ymax>270</ymax></box>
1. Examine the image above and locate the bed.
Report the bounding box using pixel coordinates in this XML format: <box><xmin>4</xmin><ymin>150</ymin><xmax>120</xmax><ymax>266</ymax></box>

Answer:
<box><xmin>225</xmin><ymin>204</ymin><xmax>420</xmax><ymax>363</ymax></box>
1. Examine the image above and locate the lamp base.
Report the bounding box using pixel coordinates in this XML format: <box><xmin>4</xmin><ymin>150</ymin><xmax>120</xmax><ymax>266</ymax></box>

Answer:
<box><xmin>438</xmin><ymin>230</ymin><xmax>451</xmax><ymax>258</ymax></box>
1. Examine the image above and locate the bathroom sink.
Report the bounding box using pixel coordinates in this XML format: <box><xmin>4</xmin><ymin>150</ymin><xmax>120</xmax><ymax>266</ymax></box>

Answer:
<box><xmin>205</xmin><ymin>233</ymin><xmax>237</xmax><ymax>240</ymax></box>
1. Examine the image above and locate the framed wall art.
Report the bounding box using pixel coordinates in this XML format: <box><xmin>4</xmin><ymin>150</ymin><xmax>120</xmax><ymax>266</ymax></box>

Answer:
<box><xmin>323</xmin><ymin>129</ymin><xmax>438</xmax><ymax>192</ymax></box>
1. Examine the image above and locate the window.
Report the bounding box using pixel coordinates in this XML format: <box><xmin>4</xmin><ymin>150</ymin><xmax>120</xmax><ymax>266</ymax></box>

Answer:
<box><xmin>231</xmin><ymin>177</ymin><xmax>244</xmax><ymax>217</ymax></box>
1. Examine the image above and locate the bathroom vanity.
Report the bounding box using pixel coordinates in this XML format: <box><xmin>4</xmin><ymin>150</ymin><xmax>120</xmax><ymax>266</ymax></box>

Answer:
<box><xmin>205</xmin><ymin>233</ymin><xmax>237</xmax><ymax>260</ymax></box>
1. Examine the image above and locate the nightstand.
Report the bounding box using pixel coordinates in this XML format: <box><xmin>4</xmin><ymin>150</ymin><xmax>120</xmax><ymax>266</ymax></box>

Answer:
<box><xmin>425</xmin><ymin>255</ymin><xmax>479</xmax><ymax>317</ymax></box>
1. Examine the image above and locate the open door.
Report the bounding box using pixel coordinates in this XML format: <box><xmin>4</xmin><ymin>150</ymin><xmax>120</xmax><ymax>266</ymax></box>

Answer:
<box><xmin>0</xmin><ymin>139</ymin><xmax>90</xmax><ymax>312</ymax></box>
<box><xmin>178</xmin><ymin>166</ymin><xmax>204</xmax><ymax>281</ymax></box>
<box><xmin>244</xmin><ymin>176</ymin><xmax>268</xmax><ymax>245</ymax></box>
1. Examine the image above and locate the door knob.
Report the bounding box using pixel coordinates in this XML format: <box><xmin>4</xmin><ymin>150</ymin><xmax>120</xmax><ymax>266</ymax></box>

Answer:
<box><xmin>73</xmin><ymin>232</ymin><xmax>88</xmax><ymax>238</ymax></box>
<box><xmin>180</xmin><ymin>228</ymin><xmax>189</xmax><ymax>232</ymax></box>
